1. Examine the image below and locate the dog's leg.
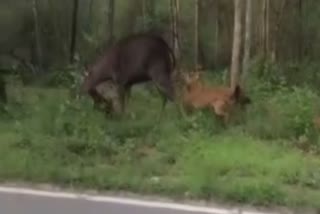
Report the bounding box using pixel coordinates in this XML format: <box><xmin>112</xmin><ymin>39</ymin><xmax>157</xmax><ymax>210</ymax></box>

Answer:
<box><xmin>211</xmin><ymin>101</ymin><xmax>229</xmax><ymax>127</ymax></box>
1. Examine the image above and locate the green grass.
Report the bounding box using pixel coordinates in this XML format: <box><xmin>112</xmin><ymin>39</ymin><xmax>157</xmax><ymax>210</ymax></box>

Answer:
<box><xmin>1</xmin><ymin>80</ymin><xmax>320</xmax><ymax>210</ymax></box>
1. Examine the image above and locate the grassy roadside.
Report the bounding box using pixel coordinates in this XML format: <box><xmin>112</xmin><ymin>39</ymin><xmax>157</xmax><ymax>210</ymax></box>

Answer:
<box><xmin>1</xmin><ymin>82</ymin><xmax>320</xmax><ymax>210</ymax></box>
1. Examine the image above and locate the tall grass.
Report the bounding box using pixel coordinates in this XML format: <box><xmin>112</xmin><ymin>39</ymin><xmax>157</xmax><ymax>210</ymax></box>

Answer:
<box><xmin>1</xmin><ymin>69</ymin><xmax>320</xmax><ymax>209</ymax></box>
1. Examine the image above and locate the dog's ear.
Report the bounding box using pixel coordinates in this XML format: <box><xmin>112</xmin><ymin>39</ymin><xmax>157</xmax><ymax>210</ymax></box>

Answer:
<box><xmin>232</xmin><ymin>86</ymin><xmax>253</xmax><ymax>107</ymax></box>
<box><xmin>231</xmin><ymin>85</ymin><xmax>241</xmax><ymax>100</ymax></box>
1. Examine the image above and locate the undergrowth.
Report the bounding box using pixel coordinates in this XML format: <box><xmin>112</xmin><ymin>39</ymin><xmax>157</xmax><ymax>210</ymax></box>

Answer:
<box><xmin>1</xmin><ymin>66</ymin><xmax>320</xmax><ymax>210</ymax></box>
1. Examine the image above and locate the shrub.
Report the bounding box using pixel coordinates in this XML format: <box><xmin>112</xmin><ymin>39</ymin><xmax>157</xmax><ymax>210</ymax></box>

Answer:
<box><xmin>244</xmin><ymin>85</ymin><xmax>320</xmax><ymax>141</ymax></box>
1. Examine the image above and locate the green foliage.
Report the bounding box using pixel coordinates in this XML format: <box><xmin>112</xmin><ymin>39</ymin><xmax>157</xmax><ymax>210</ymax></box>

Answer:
<box><xmin>2</xmin><ymin>0</ymin><xmax>320</xmax><ymax>208</ymax></box>
<box><xmin>231</xmin><ymin>61</ymin><xmax>320</xmax><ymax>149</ymax></box>
<box><xmin>3</xmin><ymin>0</ymin><xmax>320</xmax><ymax>89</ymax></box>
<box><xmin>135</xmin><ymin>12</ymin><xmax>168</xmax><ymax>33</ymax></box>
<box><xmin>244</xmin><ymin>86</ymin><xmax>319</xmax><ymax>140</ymax></box>
<box><xmin>250</xmin><ymin>58</ymin><xmax>320</xmax><ymax>94</ymax></box>
<box><xmin>2</xmin><ymin>67</ymin><xmax>320</xmax><ymax>209</ymax></box>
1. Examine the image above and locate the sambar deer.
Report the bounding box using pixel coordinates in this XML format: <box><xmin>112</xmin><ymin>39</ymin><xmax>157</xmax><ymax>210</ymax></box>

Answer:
<box><xmin>81</xmin><ymin>33</ymin><xmax>176</xmax><ymax>114</ymax></box>
<box><xmin>181</xmin><ymin>71</ymin><xmax>251</xmax><ymax>124</ymax></box>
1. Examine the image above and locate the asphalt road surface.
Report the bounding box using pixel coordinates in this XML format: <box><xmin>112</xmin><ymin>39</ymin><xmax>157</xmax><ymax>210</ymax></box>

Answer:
<box><xmin>0</xmin><ymin>186</ymin><xmax>278</xmax><ymax>214</ymax></box>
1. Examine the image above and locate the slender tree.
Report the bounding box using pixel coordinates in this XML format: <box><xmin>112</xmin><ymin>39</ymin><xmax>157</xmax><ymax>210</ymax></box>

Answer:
<box><xmin>147</xmin><ymin>0</ymin><xmax>156</xmax><ymax>19</ymax></box>
<box><xmin>86</xmin><ymin>0</ymin><xmax>94</xmax><ymax>33</ymax></box>
<box><xmin>261</xmin><ymin>0</ymin><xmax>270</xmax><ymax>60</ymax></box>
<box><xmin>142</xmin><ymin>0</ymin><xmax>147</xmax><ymax>30</ymax></box>
<box><xmin>69</xmin><ymin>0</ymin><xmax>79</xmax><ymax>63</ymax></box>
<box><xmin>241</xmin><ymin>0</ymin><xmax>252</xmax><ymax>84</ymax></box>
<box><xmin>298</xmin><ymin>0</ymin><xmax>303</xmax><ymax>61</ymax></box>
<box><xmin>32</xmin><ymin>0</ymin><xmax>43</xmax><ymax>72</ymax></box>
<box><xmin>170</xmin><ymin>0</ymin><xmax>180</xmax><ymax>62</ymax></box>
<box><xmin>121</xmin><ymin>1</ymin><xmax>142</xmax><ymax>35</ymax></box>
<box><xmin>141</xmin><ymin>0</ymin><xmax>156</xmax><ymax>30</ymax></box>
<box><xmin>271</xmin><ymin>0</ymin><xmax>287</xmax><ymax>62</ymax></box>
<box><xmin>194</xmin><ymin>0</ymin><xmax>199</xmax><ymax>70</ymax></box>
<box><xmin>261</xmin><ymin>0</ymin><xmax>266</xmax><ymax>58</ymax></box>
<box><xmin>214</xmin><ymin>1</ymin><xmax>220</xmax><ymax>68</ymax></box>
<box><xmin>0</xmin><ymin>73</ymin><xmax>6</xmax><ymax>104</ymax></box>
<box><xmin>107</xmin><ymin>0</ymin><xmax>115</xmax><ymax>45</ymax></box>
<box><xmin>230</xmin><ymin>0</ymin><xmax>243</xmax><ymax>89</ymax></box>
<box><xmin>266</xmin><ymin>0</ymin><xmax>270</xmax><ymax>58</ymax></box>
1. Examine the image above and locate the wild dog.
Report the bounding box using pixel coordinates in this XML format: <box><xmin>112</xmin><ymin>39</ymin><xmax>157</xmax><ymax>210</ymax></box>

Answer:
<box><xmin>182</xmin><ymin>71</ymin><xmax>251</xmax><ymax>124</ymax></box>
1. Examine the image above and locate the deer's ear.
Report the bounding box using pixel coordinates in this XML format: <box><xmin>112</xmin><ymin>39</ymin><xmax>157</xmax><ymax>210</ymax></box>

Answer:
<box><xmin>84</xmin><ymin>60</ymin><xmax>92</xmax><ymax>70</ymax></box>
<box><xmin>84</xmin><ymin>71</ymin><xmax>88</xmax><ymax>77</ymax></box>
<box><xmin>83</xmin><ymin>63</ymin><xmax>90</xmax><ymax>76</ymax></box>
<box><xmin>195</xmin><ymin>64</ymin><xmax>204</xmax><ymax>72</ymax></box>
<box><xmin>83</xmin><ymin>67</ymin><xmax>89</xmax><ymax>76</ymax></box>
<box><xmin>190</xmin><ymin>71</ymin><xmax>199</xmax><ymax>79</ymax></box>
<box><xmin>183</xmin><ymin>73</ymin><xmax>191</xmax><ymax>84</ymax></box>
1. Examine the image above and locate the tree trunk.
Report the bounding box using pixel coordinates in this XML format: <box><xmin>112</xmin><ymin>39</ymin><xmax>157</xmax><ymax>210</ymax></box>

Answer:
<box><xmin>241</xmin><ymin>0</ymin><xmax>252</xmax><ymax>85</ymax></box>
<box><xmin>86</xmin><ymin>0</ymin><xmax>94</xmax><ymax>33</ymax></box>
<box><xmin>121</xmin><ymin>1</ymin><xmax>142</xmax><ymax>35</ymax></box>
<box><xmin>170</xmin><ymin>0</ymin><xmax>180</xmax><ymax>62</ymax></box>
<box><xmin>230</xmin><ymin>0</ymin><xmax>243</xmax><ymax>89</ymax></box>
<box><xmin>271</xmin><ymin>0</ymin><xmax>287</xmax><ymax>63</ymax></box>
<box><xmin>32</xmin><ymin>0</ymin><xmax>43</xmax><ymax>72</ymax></box>
<box><xmin>142</xmin><ymin>0</ymin><xmax>147</xmax><ymax>30</ymax></box>
<box><xmin>298</xmin><ymin>0</ymin><xmax>303</xmax><ymax>61</ymax></box>
<box><xmin>194</xmin><ymin>0</ymin><xmax>199</xmax><ymax>70</ymax></box>
<box><xmin>107</xmin><ymin>0</ymin><xmax>115</xmax><ymax>45</ymax></box>
<box><xmin>144</xmin><ymin>0</ymin><xmax>155</xmax><ymax>30</ymax></box>
<box><xmin>0</xmin><ymin>74</ymin><xmax>6</xmax><ymax>104</ymax></box>
<box><xmin>260</xmin><ymin>0</ymin><xmax>265</xmax><ymax>57</ymax></box>
<box><xmin>261</xmin><ymin>0</ymin><xmax>270</xmax><ymax>60</ymax></box>
<box><xmin>141</xmin><ymin>0</ymin><xmax>154</xmax><ymax>31</ymax></box>
<box><xmin>266</xmin><ymin>0</ymin><xmax>270</xmax><ymax>59</ymax></box>
<box><xmin>69</xmin><ymin>0</ymin><xmax>79</xmax><ymax>63</ymax></box>
<box><xmin>147</xmin><ymin>0</ymin><xmax>156</xmax><ymax>18</ymax></box>
<box><xmin>197</xmin><ymin>0</ymin><xmax>207</xmax><ymax>69</ymax></box>
<box><xmin>214</xmin><ymin>3</ymin><xmax>220</xmax><ymax>69</ymax></box>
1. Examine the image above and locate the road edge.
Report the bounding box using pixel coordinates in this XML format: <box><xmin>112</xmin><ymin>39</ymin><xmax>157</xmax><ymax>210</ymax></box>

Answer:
<box><xmin>0</xmin><ymin>184</ymin><xmax>293</xmax><ymax>214</ymax></box>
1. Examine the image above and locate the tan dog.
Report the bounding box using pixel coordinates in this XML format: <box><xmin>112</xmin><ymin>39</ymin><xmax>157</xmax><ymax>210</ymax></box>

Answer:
<box><xmin>182</xmin><ymin>71</ymin><xmax>250</xmax><ymax>124</ymax></box>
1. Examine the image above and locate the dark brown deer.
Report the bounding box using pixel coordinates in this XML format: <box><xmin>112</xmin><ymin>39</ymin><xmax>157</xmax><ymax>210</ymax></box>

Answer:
<box><xmin>81</xmin><ymin>33</ymin><xmax>176</xmax><ymax>114</ymax></box>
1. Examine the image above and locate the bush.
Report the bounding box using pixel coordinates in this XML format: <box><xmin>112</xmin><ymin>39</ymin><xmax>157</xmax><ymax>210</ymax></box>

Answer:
<box><xmin>2</xmin><ymin>76</ymin><xmax>320</xmax><ymax>209</ymax></box>
<box><xmin>244</xmin><ymin>85</ymin><xmax>320</xmax><ymax>141</ymax></box>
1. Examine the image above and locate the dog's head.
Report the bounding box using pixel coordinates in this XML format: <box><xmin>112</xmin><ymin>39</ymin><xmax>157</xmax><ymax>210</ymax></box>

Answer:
<box><xmin>230</xmin><ymin>85</ymin><xmax>252</xmax><ymax>107</ymax></box>
<box><xmin>183</xmin><ymin>70</ymin><xmax>205</xmax><ymax>91</ymax></box>
<box><xmin>183</xmin><ymin>71</ymin><xmax>200</xmax><ymax>84</ymax></box>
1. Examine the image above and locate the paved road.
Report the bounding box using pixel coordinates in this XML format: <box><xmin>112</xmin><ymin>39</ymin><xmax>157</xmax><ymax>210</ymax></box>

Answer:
<box><xmin>0</xmin><ymin>193</ymin><xmax>206</xmax><ymax>214</ymax></box>
<box><xmin>0</xmin><ymin>186</ymin><xmax>278</xmax><ymax>214</ymax></box>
